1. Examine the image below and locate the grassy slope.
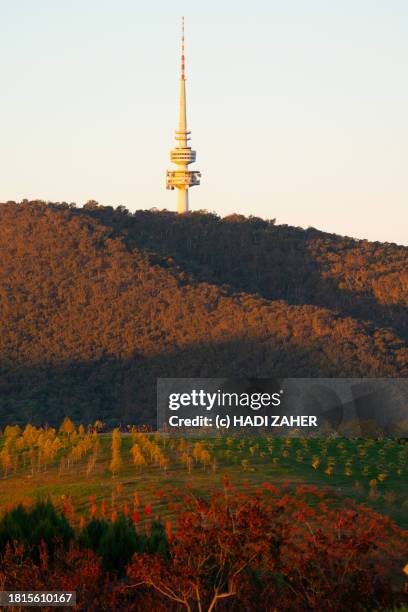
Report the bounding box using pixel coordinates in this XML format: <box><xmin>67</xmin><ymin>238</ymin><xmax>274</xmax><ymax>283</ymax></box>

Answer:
<box><xmin>1</xmin><ymin>434</ymin><xmax>407</xmax><ymax>528</ymax></box>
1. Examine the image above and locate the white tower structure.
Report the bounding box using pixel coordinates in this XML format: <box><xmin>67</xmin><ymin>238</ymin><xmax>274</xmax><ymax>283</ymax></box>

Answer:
<box><xmin>166</xmin><ymin>17</ymin><xmax>201</xmax><ymax>213</ymax></box>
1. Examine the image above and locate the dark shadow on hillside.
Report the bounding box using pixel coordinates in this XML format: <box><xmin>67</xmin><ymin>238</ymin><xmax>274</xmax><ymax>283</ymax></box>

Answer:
<box><xmin>0</xmin><ymin>338</ymin><xmax>360</xmax><ymax>429</ymax></box>
<box><xmin>76</xmin><ymin>207</ymin><xmax>408</xmax><ymax>342</ymax></box>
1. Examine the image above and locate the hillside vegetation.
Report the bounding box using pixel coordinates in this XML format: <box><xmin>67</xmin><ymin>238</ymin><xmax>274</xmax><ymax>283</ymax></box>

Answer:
<box><xmin>0</xmin><ymin>201</ymin><xmax>407</xmax><ymax>426</ymax></box>
<box><xmin>0</xmin><ymin>424</ymin><xmax>407</xmax><ymax>610</ymax></box>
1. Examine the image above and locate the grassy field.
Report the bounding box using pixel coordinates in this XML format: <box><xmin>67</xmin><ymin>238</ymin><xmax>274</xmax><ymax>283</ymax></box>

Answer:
<box><xmin>1</xmin><ymin>428</ymin><xmax>407</xmax><ymax>528</ymax></box>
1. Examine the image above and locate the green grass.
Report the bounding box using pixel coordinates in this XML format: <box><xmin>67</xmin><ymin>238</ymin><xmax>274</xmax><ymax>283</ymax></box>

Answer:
<box><xmin>1</xmin><ymin>433</ymin><xmax>407</xmax><ymax>527</ymax></box>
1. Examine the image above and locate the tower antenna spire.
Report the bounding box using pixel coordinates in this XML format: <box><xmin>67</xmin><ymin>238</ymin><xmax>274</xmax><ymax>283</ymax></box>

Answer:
<box><xmin>181</xmin><ymin>16</ymin><xmax>185</xmax><ymax>80</ymax></box>
<box><xmin>166</xmin><ymin>17</ymin><xmax>201</xmax><ymax>213</ymax></box>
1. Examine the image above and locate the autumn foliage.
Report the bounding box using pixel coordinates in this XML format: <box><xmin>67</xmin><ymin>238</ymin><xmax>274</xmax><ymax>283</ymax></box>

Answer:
<box><xmin>126</xmin><ymin>483</ymin><xmax>408</xmax><ymax>611</ymax></box>
<box><xmin>0</xmin><ymin>484</ymin><xmax>407</xmax><ymax>611</ymax></box>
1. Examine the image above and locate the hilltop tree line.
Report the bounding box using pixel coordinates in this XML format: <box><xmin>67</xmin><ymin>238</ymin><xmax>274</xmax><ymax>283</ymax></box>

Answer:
<box><xmin>0</xmin><ymin>201</ymin><xmax>407</xmax><ymax>427</ymax></box>
<box><xmin>82</xmin><ymin>202</ymin><xmax>408</xmax><ymax>340</ymax></box>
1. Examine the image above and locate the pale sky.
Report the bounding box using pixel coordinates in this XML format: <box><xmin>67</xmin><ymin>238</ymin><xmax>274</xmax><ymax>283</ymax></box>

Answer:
<box><xmin>1</xmin><ymin>0</ymin><xmax>407</xmax><ymax>244</ymax></box>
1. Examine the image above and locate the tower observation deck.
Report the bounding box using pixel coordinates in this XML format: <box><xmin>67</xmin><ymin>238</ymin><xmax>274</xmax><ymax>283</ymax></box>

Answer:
<box><xmin>166</xmin><ymin>17</ymin><xmax>201</xmax><ymax>213</ymax></box>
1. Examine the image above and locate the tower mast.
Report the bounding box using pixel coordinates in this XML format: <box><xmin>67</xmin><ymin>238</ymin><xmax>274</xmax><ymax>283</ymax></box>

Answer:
<box><xmin>166</xmin><ymin>17</ymin><xmax>201</xmax><ymax>213</ymax></box>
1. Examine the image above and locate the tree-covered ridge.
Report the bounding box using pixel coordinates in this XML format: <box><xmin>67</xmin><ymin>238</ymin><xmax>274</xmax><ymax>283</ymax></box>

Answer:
<box><xmin>0</xmin><ymin>201</ymin><xmax>406</xmax><ymax>426</ymax></box>
<box><xmin>82</xmin><ymin>205</ymin><xmax>408</xmax><ymax>339</ymax></box>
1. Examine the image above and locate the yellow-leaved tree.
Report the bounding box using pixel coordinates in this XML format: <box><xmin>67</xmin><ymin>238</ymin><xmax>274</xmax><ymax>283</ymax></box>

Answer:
<box><xmin>59</xmin><ymin>417</ymin><xmax>76</xmax><ymax>436</ymax></box>
<box><xmin>110</xmin><ymin>427</ymin><xmax>122</xmax><ymax>476</ymax></box>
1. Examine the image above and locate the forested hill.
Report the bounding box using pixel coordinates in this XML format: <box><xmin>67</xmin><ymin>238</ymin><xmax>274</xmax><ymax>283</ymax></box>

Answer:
<box><xmin>0</xmin><ymin>201</ymin><xmax>407</xmax><ymax>427</ymax></box>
